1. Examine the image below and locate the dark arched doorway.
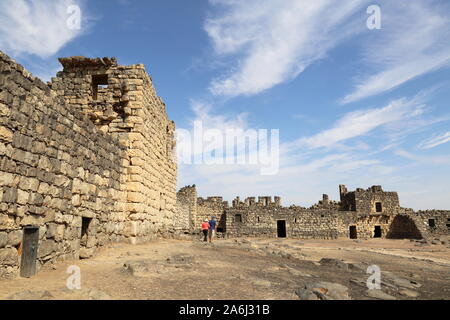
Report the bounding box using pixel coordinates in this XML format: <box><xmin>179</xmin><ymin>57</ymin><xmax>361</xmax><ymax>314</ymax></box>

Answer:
<box><xmin>386</xmin><ymin>215</ymin><xmax>422</xmax><ymax>239</ymax></box>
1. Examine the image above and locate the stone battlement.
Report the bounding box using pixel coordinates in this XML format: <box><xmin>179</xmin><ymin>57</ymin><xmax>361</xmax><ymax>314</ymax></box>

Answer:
<box><xmin>58</xmin><ymin>56</ymin><xmax>118</xmax><ymax>69</ymax></box>
<box><xmin>176</xmin><ymin>184</ymin><xmax>449</xmax><ymax>241</ymax></box>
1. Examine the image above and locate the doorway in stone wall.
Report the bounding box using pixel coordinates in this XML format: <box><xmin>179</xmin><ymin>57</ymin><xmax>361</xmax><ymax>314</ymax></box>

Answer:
<box><xmin>277</xmin><ymin>220</ymin><xmax>286</xmax><ymax>238</ymax></box>
<box><xmin>349</xmin><ymin>226</ymin><xmax>357</xmax><ymax>239</ymax></box>
<box><xmin>374</xmin><ymin>226</ymin><xmax>382</xmax><ymax>238</ymax></box>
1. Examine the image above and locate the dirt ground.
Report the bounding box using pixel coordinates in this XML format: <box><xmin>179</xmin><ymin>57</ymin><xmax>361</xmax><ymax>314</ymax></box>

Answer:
<box><xmin>1</xmin><ymin>237</ymin><xmax>449</xmax><ymax>300</ymax></box>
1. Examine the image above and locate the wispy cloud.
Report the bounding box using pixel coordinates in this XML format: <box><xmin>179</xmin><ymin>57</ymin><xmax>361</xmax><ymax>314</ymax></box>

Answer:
<box><xmin>419</xmin><ymin>132</ymin><xmax>450</xmax><ymax>149</ymax></box>
<box><xmin>189</xmin><ymin>100</ymin><xmax>249</xmax><ymax>131</ymax></box>
<box><xmin>0</xmin><ymin>0</ymin><xmax>87</xmax><ymax>58</ymax></box>
<box><xmin>342</xmin><ymin>1</ymin><xmax>450</xmax><ymax>104</ymax></box>
<box><xmin>205</xmin><ymin>0</ymin><xmax>369</xmax><ymax>97</ymax></box>
<box><xmin>176</xmin><ymin>100</ymin><xmax>252</xmax><ymax>162</ymax></box>
<box><xmin>394</xmin><ymin>149</ymin><xmax>450</xmax><ymax>165</ymax></box>
<box><xmin>292</xmin><ymin>97</ymin><xmax>426</xmax><ymax>149</ymax></box>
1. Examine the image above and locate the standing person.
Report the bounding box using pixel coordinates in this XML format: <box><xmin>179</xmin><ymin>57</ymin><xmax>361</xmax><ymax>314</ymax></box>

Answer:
<box><xmin>201</xmin><ymin>219</ymin><xmax>209</xmax><ymax>242</ymax></box>
<box><xmin>208</xmin><ymin>216</ymin><xmax>217</xmax><ymax>243</ymax></box>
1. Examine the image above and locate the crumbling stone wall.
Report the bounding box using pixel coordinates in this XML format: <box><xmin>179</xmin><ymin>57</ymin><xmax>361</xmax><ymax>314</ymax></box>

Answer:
<box><xmin>175</xmin><ymin>185</ymin><xmax>197</xmax><ymax>233</ymax></box>
<box><xmin>196</xmin><ymin>197</ymin><xmax>228</xmax><ymax>232</ymax></box>
<box><xmin>336</xmin><ymin>212</ymin><xmax>392</xmax><ymax>239</ymax></box>
<box><xmin>197</xmin><ymin>185</ymin><xmax>448</xmax><ymax>241</ymax></box>
<box><xmin>407</xmin><ymin>210</ymin><xmax>450</xmax><ymax>239</ymax></box>
<box><xmin>339</xmin><ymin>185</ymin><xmax>400</xmax><ymax>214</ymax></box>
<box><xmin>175</xmin><ymin>185</ymin><xmax>228</xmax><ymax>234</ymax></box>
<box><xmin>0</xmin><ymin>51</ymin><xmax>177</xmax><ymax>278</ymax></box>
<box><xmin>53</xmin><ymin>57</ymin><xmax>177</xmax><ymax>243</ymax></box>
<box><xmin>225</xmin><ymin>196</ymin><xmax>338</xmax><ymax>239</ymax></box>
<box><xmin>309</xmin><ymin>194</ymin><xmax>340</xmax><ymax>211</ymax></box>
<box><xmin>0</xmin><ymin>52</ymin><xmax>128</xmax><ymax>278</ymax></box>
<box><xmin>226</xmin><ymin>205</ymin><xmax>339</xmax><ymax>239</ymax></box>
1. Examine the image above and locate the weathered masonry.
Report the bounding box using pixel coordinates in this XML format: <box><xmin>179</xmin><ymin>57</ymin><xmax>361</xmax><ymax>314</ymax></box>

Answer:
<box><xmin>1</xmin><ymin>49</ymin><xmax>449</xmax><ymax>280</ymax></box>
<box><xmin>175</xmin><ymin>185</ymin><xmax>227</xmax><ymax>235</ymax></box>
<box><xmin>0</xmin><ymin>51</ymin><xmax>176</xmax><ymax>279</ymax></box>
<box><xmin>177</xmin><ymin>185</ymin><xmax>450</xmax><ymax>241</ymax></box>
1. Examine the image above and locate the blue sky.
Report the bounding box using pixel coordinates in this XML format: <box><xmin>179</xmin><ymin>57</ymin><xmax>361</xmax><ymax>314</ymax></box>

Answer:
<box><xmin>1</xmin><ymin>0</ymin><xmax>449</xmax><ymax>210</ymax></box>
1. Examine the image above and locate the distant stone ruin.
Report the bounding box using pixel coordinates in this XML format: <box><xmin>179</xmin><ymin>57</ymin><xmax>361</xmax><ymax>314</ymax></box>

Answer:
<box><xmin>177</xmin><ymin>184</ymin><xmax>450</xmax><ymax>241</ymax></box>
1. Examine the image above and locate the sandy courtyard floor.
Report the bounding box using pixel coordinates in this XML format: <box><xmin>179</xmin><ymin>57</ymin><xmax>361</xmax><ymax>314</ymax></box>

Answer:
<box><xmin>0</xmin><ymin>237</ymin><xmax>449</xmax><ymax>300</ymax></box>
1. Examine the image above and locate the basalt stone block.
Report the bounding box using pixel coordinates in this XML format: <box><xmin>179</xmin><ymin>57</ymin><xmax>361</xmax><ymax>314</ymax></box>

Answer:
<box><xmin>0</xmin><ymin>232</ymin><xmax>7</xmax><ymax>248</ymax></box>
<box><xmin>0</xmin><ymin>247</ymin><xmax>19</xmax><ymax>266</ymax></box>
<box><xmin>7</xmin><ymin>230</ymin><xmax>22</xmax><ymax>247</ymax></box>
<box><xmin>37</xmin><ymin>240</ymin><xmax>57</xmax><ymax>259</ymax></box>
<box><xmin>0</xmin><ymin>126</ymin><xmax>13</xmax><ymax>142</ymax></box>
<box><xmin>3</xmin><ymin>187</ymin><xmax>18</xmax><ymax>203</ymax></box>
<box><xmin>12</xmin><ymin>133</ymin><xmax>33</xmax><ymax>150</ymax></box>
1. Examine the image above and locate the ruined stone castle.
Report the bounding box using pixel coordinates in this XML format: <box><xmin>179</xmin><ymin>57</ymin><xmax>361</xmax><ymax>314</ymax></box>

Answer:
<box><xmin>0</xmin><ymin>51</ymin><xmax>449</xmax><ymax>279</ymax></box>
<box><xmin>177</xmin><ymin>184</ymin><xmax>450</xmax><ymax>242</ymax></box>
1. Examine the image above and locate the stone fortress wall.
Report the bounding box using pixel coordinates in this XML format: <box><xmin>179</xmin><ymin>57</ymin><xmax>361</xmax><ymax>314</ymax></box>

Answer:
<box><xmin>0</xmin><ymin>52</ymin><xmax>176</xmax><ymax>278</ymax></box>
<box><xmin>175</xmin><ymin>185</ymin><xmax>197</xmax><ymax>233</ymax></box>
<box><xmin>177</xmin><ymin>184</ymin><xmax>450</xmax><ymax>241</ymax></box>
<box><xmin>53</xmin><ymin>56</ymin><xmax>177</xmax><ymax>243</ymax></box>
<box><xmin>175</xmin><ymin>185</ymin><xmax>228</xmax><ymax>235</ymax></box>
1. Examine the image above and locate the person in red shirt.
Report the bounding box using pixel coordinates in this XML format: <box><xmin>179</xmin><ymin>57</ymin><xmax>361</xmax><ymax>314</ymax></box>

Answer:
<box><xmin>201</xmin><ymin>219</ymin><xmax>210</xmax><ymax>242</ymax></box>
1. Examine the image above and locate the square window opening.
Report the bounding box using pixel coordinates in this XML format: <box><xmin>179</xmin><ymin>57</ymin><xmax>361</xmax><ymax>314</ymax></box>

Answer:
<box><xmin>428</xmin><ymin>219</ymin><xmax>436</xmax><ymax>228</ymax></box>
<box><xmin>92</xmin><ymin>74</ymin><xmax>108</xmax><ymax>100</ymax></box>
<box><xmin>375</xmin><ymin>202</ymin><xmax>383</xmax><ymax>213</ymax></box>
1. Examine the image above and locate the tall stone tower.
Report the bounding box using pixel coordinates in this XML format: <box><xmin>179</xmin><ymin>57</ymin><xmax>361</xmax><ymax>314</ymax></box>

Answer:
<box><xmin>52</xmin><ymin>57</ymin><xmax>177</xmax><ymax>243</ymax></box>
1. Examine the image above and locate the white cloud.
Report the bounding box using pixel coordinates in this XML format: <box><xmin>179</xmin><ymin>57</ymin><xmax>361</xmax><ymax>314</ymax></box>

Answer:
<box><xmin>204</xmin><ymin>0</ymin><xmax>450</xmax><ymax>101</ymax></box>
<box><xmin>205</xmin><ymin>0</ymin><xmax>369</xmax><ymax>97</ymax></box>
<box><xmin>342</xmin><ymin>1</ymin><xmax>450</xmax><ymax>103</ymax></box>
<box><xmin>394</xmin><ymin>149</ymin><xmax>450</xmax><ymax>166</ymax></box>
<box><xmin>0</xmin><ymin>0</ymin><xmax>86</xmax><ymax>58</ymax></box>
<box><xmin>189</xmin><ymin>100</ymin><xmax>249</xmax><ymax>131</ymax></box>
<box><xmin>293</xmin><ymin>97</ymin><xmax>426</xmax><ymax>149</ymax></box>
<box><xmin>419</xmin><ymin>132</ymin><xmax>450</xmax><ymax>150</ymax></box>
<box><xmin>176</xmin><ymin>100</ymin><xmax>254</xmax><ymax>164</ymax></box>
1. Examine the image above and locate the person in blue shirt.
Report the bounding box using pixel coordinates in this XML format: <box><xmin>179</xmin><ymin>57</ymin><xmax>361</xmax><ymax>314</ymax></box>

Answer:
<box><xmin>208</xmin><ymin>216</ymin><xmax>217</xmax><ymax>243</ymax></box>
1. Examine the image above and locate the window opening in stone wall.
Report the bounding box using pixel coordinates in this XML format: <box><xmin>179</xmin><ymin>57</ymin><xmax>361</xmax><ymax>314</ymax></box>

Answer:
<box><xmin>81</xmin><ymin>217</ymin><xmax>92</xmax><ymax>239</ymax></box>
<box><xmin>92</xmin><ymin>74</ymin><xmax>108</xmax><ymax>100</ymax></box>
<box><xmin>428</xmin><ymin>219</ymin><xmax>436</xmax><ymax>228</ymax></box>
<box><xmin>235</xmin><ymin>214</ymin><xmax>242</xmax><ymax>223</ymax></box>
<box><xmin>375</xmin><ymin>202</ymin><xmax>383</xmax><ymax>213</ymax></box>
<box><xmin>257</xmin><ymin>217</ymin><xmax>260</xmax><ymax>223</ymax></box>
<box><xmin>447</xmin><ymin>218</ymin><xmax>450</xmax><ymax>230</ymax></box>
